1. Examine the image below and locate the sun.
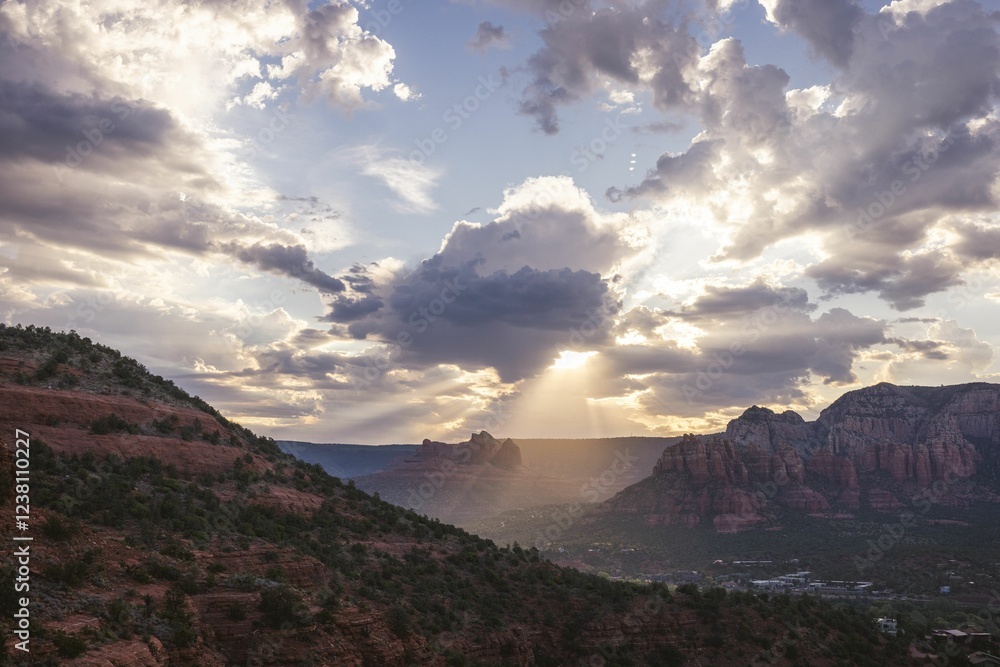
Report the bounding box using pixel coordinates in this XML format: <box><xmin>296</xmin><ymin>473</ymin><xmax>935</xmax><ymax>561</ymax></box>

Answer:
<box><xmin>549</xmin><ymin>350</ymin><xmax>598</xmax><ymax>370</ymax></box>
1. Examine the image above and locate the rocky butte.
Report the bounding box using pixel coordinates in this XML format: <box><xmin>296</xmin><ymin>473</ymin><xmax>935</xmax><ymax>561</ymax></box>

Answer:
<box><xmin>597</xmin><ymin>382</ymin><xmax>1000</xmax><ymax>532</ymax></box>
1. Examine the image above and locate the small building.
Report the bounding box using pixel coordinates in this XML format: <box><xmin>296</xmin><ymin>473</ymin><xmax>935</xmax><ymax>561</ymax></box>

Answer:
<box><xmin>876</xmin><ymin>618</ymin><xmax>898</xmax><ymax>638</ymax></box>
<box><xmin>968</xmin><ymin>652</ymin><xmax>1000</xmax><ymax>666</ymax></box>
<box><xmin>931</xmin><ymin>629</ymin><xmax>970</xmax><ymax>646</ymax></box>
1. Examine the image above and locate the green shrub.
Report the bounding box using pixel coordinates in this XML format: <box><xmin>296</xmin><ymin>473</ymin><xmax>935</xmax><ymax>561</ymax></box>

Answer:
<box><xmin>52</xmin><ymin>632</ymin><xmax>87</xmax><ymax>658</ymax></box>
<box><xmin>259</xmin><ymin>585</ymin><xmax>310</xmax><ymax>628</ymax></box>
<box><xmin>90</xmin><ymin>414</ymin><xmax>139</xmax><ymax>435</ymax></box>
<box><xmin>227</xmin><ymin>601</ymin><xmax>247</xmax><ymax>621</ymax></box>
<box><xmin>41</xmin><ymin>516</ymin><xmax>77</xmax><ymax>541</ymax></box>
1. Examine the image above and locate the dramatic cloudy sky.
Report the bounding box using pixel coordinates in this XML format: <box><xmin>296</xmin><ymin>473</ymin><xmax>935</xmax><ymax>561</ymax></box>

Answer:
<box><xmin>2</xmin><ymin>0</ymin><xmax>999</xmax><ymax>443</ymax></box>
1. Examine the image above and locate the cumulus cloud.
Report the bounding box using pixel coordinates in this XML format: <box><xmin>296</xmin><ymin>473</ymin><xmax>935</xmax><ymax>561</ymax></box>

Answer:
<box><xmin>604</xmin><ymin>0</ymin><xmax>1000</xmax><ymax>310</ymax></box>
<box><xmin>323</xmin><ymin>177</ymin><xmax>643</xmax><ymax>382</ymax></box>
<box><xmin>765</xmin><ymin>0</ymin><xmax>863</xmax><ymax>67</ymax></box>
<box><xmin>596</xmin><ymin>283</ymin><xmax>889</xmax><ymax>420</ymax></box>
<box><xmin>514</xmin><ymin>3</ymin><xmax>699</xmax><ymax>133</ymax></box>
<box><xmin>882</xmin><ymin>319</ymin><xmax>995</xmax><ymax>384</ymax></box>
<box><xmin>0</xmin><ymin>0</ymin><xmax>374</xmax><ymax>297</ymax></box>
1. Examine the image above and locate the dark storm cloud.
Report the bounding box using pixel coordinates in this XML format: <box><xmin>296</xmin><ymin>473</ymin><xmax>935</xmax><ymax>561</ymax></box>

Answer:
<box><xmin>220</xmin><ymin>242</ymin><xmax>345</xmax><ymax>294</ymax></box>
<box><xmin>515</xmin><ymin>3</ymin><xmax>698</xmax><ymax>133</ymax></box>
<box><xmin>888</xmin><ymin>338</ymin><xmax>949</xmax><ymax>360</ymax></box>
<box><xmin>952</xmin><ymin>221</ymin><xmax>1000</xmax><ymax>262</ymax></box>
<box><xmin>326</xmin><ymin>294</ymin><xmax>384</xmax><ymax>322</ymax></box>
<box><xmin>324</xmin><ymin>255</ymin><xmax>619</xmax><ymax>382</ymax></box>
<box><xmin>669</xmin><ymin>280</ymin><xmax>813</xmax><ymax>321</ymax></box>
<box><xmin>810</xmin><ymin>308</ymin><xmax>886</xmax><ymax>383</ymax></box>
<box><xmin>807</xmin><ymin>250</ymin><xmax>965</xmax><ymax>311</ymax></box>
<box><xmin>288</xmin><ymin>328</ymin><xmax>335</xmax><ymax>348</ymax></box>
<box><xmin>0</xmin><ymin>80</ymin><xmax>180</xmax><ymax>165</ymax></box>
<box><xmin>0</xmin><ymin>78</ymin><xmax>220</xmax><ymax>258</ymax></box>
<box><xmin>468</xmin><ymin>21</ymin><xmax>509</xmax><ymax>51</ymax></box>
<box><xmin>389</xmin><ymin>260</ymin><xmax>611</xmax><ymax>330</ymax></box>
<box><xmin>769</xmin><ymin>0</ymin><xmax>862</xmax><ymax>67</ymax></box>
<box><xmin>341</xmin><ymin>264</ymin><xmax>378</xmax><ymax>293</ymax></box>
<box><xmin>0</xmin><ymin>80</ymin><xmax>345</xmax><ymax>296</ymax></box>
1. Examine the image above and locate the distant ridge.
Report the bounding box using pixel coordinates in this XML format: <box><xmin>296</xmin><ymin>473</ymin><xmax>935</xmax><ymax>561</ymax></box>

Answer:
<box><xmin>277</xmin><ymin>441</ymin><xmax>419</xmax><ymax>479</ymax></box>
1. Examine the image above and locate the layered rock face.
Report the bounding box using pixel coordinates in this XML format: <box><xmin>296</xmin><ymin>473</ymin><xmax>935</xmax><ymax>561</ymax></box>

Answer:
<box><xmin>816</xmin><ymin>383</ymin><xmax>991</xmax><ymax>482</ymax></box>
<box><xmin>601</xmin><ymin>383</ymin><xmax>1000</xmax><ymax>531</ymax></box>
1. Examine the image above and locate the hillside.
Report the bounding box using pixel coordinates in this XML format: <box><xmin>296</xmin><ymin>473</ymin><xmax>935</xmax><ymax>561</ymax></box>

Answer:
<box><xmin>0</xmin><ymin>324</ymin><xmax>911</xmax><ymax>665</ymax></box>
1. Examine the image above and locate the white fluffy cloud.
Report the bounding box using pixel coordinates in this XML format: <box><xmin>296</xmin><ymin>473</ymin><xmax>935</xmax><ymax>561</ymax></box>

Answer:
<box><xmin>607</xmin><ymin>0</ymin><xmax>1000</xmax><ymax>310</ymax></box>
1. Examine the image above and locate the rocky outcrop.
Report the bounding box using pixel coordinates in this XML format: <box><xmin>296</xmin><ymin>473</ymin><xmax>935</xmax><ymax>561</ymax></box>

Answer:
<box><xmin>493</xmin><ymin>438</ymin><xmax>522</xmax><ymax>470</ymax></box>
<box><xmin>778</xmin><ymin>485</ymin><xmax>829</xmax><ymax>512</ymax></box>
<box><xmin>419</xmin><ymin>431</ymin><xmax>523</xmax><ymax>470</ymax></box>
<box><xmin>358</xmin><ymin>432</ymin><xmax>589</xmax><ymax>526</ymax></box>
<box><xmin>815</xmin><ymin>383</ymin><xmax>992</xmax><ymax>481</ymax></box>
<box><xmin>606</xmin><ymin>382</ymin><xmax>1000</xmax><ymax>531</ymax></box>
<box><xmin>66</xmin><ymin>638</ymin><xmax>169</xmax><ymax>666</ymax></box>
<box><xmin>725</xmin><ymin>406</ymin><xmax>814</xmax><ymax>456</ymax></box>
<box><xmin>197</xmin><ymin>544</ymin><xmax>328</xmax><ymax>589</ymax></box>
<box><xmin>806</xmin><ymin>450</ymin><xmax>858</xmax><ymax>489</ymax></box>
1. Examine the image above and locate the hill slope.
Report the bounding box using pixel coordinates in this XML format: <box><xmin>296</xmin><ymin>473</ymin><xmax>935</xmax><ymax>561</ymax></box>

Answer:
<box><xmin>0</xmin><ymin>324</ymin><xmax>909</xmax><ymax>665</ymax></box>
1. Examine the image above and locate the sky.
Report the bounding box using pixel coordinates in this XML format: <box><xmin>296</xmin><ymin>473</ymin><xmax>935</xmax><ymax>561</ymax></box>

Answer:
<box><xmin>1</xmin><ymin>0</ymin><xmax>999</xmax><ymax>444</ymax></box>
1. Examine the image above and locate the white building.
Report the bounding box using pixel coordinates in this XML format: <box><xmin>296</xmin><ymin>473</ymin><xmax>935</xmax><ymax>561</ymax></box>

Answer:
<box><xmin>876</xmin><ymin>618</ymin><xmax>898</xmax><ymax>637</ymax></box>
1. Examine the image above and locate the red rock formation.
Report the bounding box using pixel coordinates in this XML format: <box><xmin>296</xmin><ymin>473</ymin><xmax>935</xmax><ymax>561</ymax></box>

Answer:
<box><xmin>197</xmin><ymin>544</ymin><xmax>328</xmax><ymax>589</ymax></box>
<box><xmin>624</xmin><ymin>383</ymin><xmax>1000</xmax><ymax>530</ymax></box>
<box><xmin>806</xmin><ymin>451</ymin><xmax>858</xmax><ymax>489</ymax></box>
<box><xmin>493</xmin><ymin>438</ymin><xmax>522</xmax><ymax>470</ymax></box>
<box><xmin>778</xmin><ymin>486</ymin><xmax>829</xmax><ymax>512</ymax></box>
<box><xmin>66</xmin><ymin>638</ymin><xmax>169</xmax><ymax>666</ymax></box>
<box><xmin>866</xmin><ymin>488</ymin><xmax>904</xmax><ymax>510</ymax></box>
